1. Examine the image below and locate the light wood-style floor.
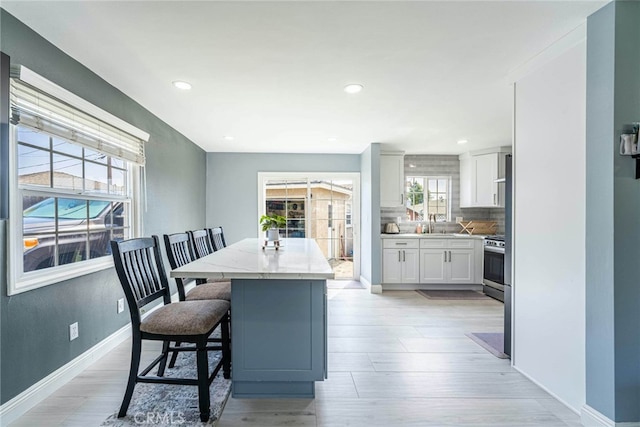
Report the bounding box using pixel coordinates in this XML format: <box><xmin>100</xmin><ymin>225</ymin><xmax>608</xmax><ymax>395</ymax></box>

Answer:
<box><xmin>10</xmin><ymin>286</ymin><xmax>582</xmax><ymax>426</ymax></box>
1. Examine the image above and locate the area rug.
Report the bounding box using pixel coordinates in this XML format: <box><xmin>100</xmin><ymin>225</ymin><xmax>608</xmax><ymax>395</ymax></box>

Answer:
<box><xmin>467</xmin><ymin>332</ymin><xmax>509</xmax><ymax>359</ymax></box>
<box><xmin>101</xmin><ymin>349</ymin><xmax>231</xmax><ymax>426</ymax></box>
<box><xmin>416</xmin><ymin>289</ymin><xmax>490</xmax><ymax>300</ymax></box>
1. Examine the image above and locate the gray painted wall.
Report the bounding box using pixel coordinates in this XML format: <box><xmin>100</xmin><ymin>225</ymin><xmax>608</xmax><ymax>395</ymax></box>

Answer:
<box><xmin>0</xmin><ymin>10</ymin><xmax>207</xmax><ymax>404</ymax></box>
<box><xmin>586</xmin><ymin>1</ymin><xmax>640</xmax><ymax>422</ymax></box>
<box><xmin>205</xmin><ymin>152</ymin><xmax>360</xmax><ymax>246</ymax></box>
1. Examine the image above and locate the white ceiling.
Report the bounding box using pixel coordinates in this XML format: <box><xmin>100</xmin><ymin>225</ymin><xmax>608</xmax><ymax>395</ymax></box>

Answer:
<box><xmin>2</xmin><ymin>1</ymin><xmax>606</xmax><ymax>155</ymax></box>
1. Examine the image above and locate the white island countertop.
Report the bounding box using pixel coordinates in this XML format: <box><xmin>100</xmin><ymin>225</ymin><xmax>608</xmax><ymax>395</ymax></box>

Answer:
<box><xmin>170</xmin><ymin>238</ymin><xmax>334</xmax><ymax>280</ymax></box>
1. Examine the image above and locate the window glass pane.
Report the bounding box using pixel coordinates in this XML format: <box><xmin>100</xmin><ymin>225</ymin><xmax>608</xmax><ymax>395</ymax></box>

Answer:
<box><xmin>17</xmin><ymin>127</ymin><xmax>49</xmax><ymax>149</ymax></box>
<box><xmin>57</xmin><ymin>232</ymin><xmax>87</xmax><ymax>266</ymax></box>
<box><xmin>111</xmin><ymin>228</ymin><xmax>126</xmax><ymax>244</ymax></box>
<box><xmin>85</xmin><ymin>148</ymin><xmax>107</xmax><ymax>164</ymax></box>
<box><xmin>23</xmin><ymin>196</ymin><xmax>56</xmax><ymax>218</ymax></box>
<box><xmin>57</xmin><ymin>198</ymin><xmax>88</xmax><ymax>220</ymax></box>
<box><xmin>85</xmin><ymin>162</ymin><xmax>109</xmax><ymax>194</ymax></box>
<box><xmin>52</xmin><ymin>154</ymin><xmax>83</xmax><ymax>190</ymax></box>
<box><xmin>18</xmin><ymin>145</ymin><xmax>51</xmax><ymax>187</ymax></box>
<box><xmin>52</xmin><ymin>137</ymin><xmax>83</xmax><ymax>157</ymax></box>
<box><xmin>89</xmin><ymin>230</ymin><xmax>111</xmax><ymax>259</ymax></box>
<box><xmin>406</xmin><ymin>176</ymin><xmax>424</xmax><ymax>221</ymax></box>
<box><xmin>111</xmin><ymin>157</ymin><xmax>124</xmax><ymax>168</ymax></box>
<box><xmin>428</xmin><ymin>179</ymin><xmax>437</xmax><ymax>193</ymax></box>
<box><xmin>23</xmin><ymin>195</ymin><xmax>55</xmax><ymax>272</ymax></box>
<box><xmin>111</xmin><ymin>167</ymin><xmax>126</xmax><ymax>196</ymax></box>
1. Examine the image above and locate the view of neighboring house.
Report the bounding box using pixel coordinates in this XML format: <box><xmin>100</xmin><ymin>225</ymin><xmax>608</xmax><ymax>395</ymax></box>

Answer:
<box><xmin>265</xmin><ymin>180</ymin><xmax>353</xmax><ymax>275</ymax></box>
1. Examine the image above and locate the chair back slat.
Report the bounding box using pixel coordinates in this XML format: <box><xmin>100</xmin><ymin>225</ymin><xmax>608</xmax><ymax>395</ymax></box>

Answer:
<box><xmin>208</xmin><ymin>227</ymin><xmax>226</xmax><ymax>251</ymax></box>
<box><xmin>163</xmin><ymin>233</ymin><xmax>198</xmax><ymax>301</ymax></box>
<box><xmin>111</xmin><ymin>236</ymin><xmax>171</xmax><ymax>325</ymax></box>
<box><xmin>189</xmin><ymin>229</ymin><xmax>213</xmax><ymax>259</ymax></box>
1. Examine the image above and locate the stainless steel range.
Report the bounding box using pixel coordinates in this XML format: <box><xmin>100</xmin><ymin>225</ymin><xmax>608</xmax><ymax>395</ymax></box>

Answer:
<box><xmin>483</xmin><ymin>235</ymin><xmax>505</xmax><ymax>302</ymax></box>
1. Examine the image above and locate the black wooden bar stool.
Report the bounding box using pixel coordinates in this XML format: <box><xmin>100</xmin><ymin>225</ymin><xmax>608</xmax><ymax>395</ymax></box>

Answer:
<box><xmin>111</xmin><ymin>236</ymin><xmax>230</xmax><ymax>422</ymax></box>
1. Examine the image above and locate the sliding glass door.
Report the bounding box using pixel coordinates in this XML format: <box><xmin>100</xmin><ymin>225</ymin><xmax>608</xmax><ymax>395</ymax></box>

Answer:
<box><xmin>259</xmin><ymin>173</ymin><xmax>359</xmax><ymax>280</ymax></box>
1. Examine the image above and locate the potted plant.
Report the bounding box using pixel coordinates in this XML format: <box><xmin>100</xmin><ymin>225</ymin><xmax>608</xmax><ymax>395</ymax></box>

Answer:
<box><xmin>259</xmin><ymin>213</ymin><xmax>286</xmax><ymax>241</ymax></box>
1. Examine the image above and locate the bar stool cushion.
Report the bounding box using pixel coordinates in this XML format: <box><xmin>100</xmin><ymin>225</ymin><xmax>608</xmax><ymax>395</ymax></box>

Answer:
<box><xmin>187</xmin><ymin>282</ymin><xmax>231</xmax><ymax>302</ymax></box>
<box><xmin>141</xmin><ymin>300</ymin><xmax>230</xmax><ymax>336</ymax></box>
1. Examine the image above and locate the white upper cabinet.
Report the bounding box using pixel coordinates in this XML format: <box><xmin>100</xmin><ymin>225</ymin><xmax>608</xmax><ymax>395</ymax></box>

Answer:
<box><xmin>380</xmin><ymin>153</ymin><xmax>405</xmax><ymax>207</ymax></box>
<box><xmin>459</xmin><ymin>147</ymin><xmax>511</xmax><ymax>208</ymax></box>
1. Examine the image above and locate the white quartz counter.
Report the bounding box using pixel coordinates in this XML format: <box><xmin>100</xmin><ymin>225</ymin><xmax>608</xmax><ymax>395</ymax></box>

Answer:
<box><xmin>381</xmin><ymin>233</ymin><xmax>485</xmax><ymax>239</ymax></box>
<box><xmin>170</xmin><ymin>238</ymin><xmax>334</xmax><ymax>280</ymax></box>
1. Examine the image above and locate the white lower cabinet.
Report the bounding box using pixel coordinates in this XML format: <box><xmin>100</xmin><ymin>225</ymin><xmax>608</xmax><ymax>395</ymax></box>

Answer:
<box><xmin>382</xmin><ymin>237</ymin><xmax>481</xmax><ymax>285</ymax></box>
<box><xmin>382</xmin><ymin>239</ymin><xmax>420</xmax><ymax>284</ymax></box>
<box><xmin>418</xmin><ymin>250</ymin><xmax>447</xmax><ymax>282</ymax></box>
<box><xmin>420</xmin><ymin>238</ymin><xmax>476</xmax><ymax>284</ymax></box>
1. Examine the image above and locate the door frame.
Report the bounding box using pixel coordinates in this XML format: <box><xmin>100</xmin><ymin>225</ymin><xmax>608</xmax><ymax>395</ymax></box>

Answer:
<box><xmin>258</xmin><ymin>172</ymin><xmax>361</xmax><ymax>280</ymax></box>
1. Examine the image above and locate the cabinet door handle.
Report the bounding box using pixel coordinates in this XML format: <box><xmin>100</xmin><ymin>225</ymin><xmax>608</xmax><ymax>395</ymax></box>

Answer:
<box><xmin>493</xmin><ymin>193</ymin><xmax>497</xmax><ymax>205</ymax></box>
<box><xmin>398</xmin><ymin>251</ymin><xmax>401</xmax><ymax>262</ymax></box>
<box><xmin>444</xmin><ymin>251</ymin><xmax>447</xmax><ymax>263</ymax></box>
<box><xmin>448</xmin><ymin>251</ymin><xmax>451</xmax><ymax>262</ymax></box>
<box><xmin>403</xmin><ymin>250</ymin><xmax>406</xmax><ymax>262</ymax></box>
<box><xmin>401</xmin><ymin>193</ymin><xmax>404</xmax><ymax>205</ymax></box>
<box><xmin>395</xmin><ymin>242</ymin><xmax>408</xmax><ymax>245</ymax></box>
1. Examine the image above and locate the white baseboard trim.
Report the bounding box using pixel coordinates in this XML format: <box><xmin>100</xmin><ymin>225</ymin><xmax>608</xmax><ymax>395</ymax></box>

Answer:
<box><xmin>511</xmin><ymin>365</ymin><xmax>580</xmax><ymax>416</ymax></box>
<box><xmin>0</xmin><ymin>297</ymin><xmax>169</xmax><ymax>427</ymax></box>
<box><xmin>360</xmin><ymin>276</ymin><xmax>382</xmax><ymax>293</ymax></box>
<box><xmin>0</xmin><ymin>323</ymin><xmax>131</xmax><ymax>427</ymax></box>
<box><xmin>581</xmin><ymin>405</ymin><xmax>640</xmax><ymax>427</ymax></box>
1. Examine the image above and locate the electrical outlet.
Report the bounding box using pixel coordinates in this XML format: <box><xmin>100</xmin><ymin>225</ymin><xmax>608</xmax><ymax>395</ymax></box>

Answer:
<box><xmin>69</xmin><ymin>322</ymin><xmax>79</xmax><ymax>341</ymax></box>
<box><xmin>117</xmin><ymin>298</ymin><xmax>125</xmax><ymax>314</ymax></box>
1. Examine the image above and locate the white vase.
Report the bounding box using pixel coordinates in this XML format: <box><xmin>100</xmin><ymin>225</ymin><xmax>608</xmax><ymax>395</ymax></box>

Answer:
<box><xmin>266</xmin><ymin>228</ymin><xmax>279</xmax><ymax>241</ymax></box>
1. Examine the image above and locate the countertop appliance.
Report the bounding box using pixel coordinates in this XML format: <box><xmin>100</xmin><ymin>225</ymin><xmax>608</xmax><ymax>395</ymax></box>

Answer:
<box><xmin>383</xmin><ymin>222</ymin><xmax>400</xmax><ymax>234</ymax></box>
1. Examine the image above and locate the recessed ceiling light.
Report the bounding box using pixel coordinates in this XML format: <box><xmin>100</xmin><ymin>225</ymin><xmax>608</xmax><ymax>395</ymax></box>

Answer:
<box><xmin>172</xmin><ymin>81</ymin><xmax>192</xmax><ymax>90</ymax></box>
<box><xmin>457</xmin><ymin>139</ymin><xmax>468</xmax><ymax>144</ymax></box>
<box><xmin>223</xmin><ymin>135</ymin><xmax>234</xmax><ymax>141</ymax></box>
<box><xmin>409</xmin><ymin>164</ymin><xmax>416</xmax><ymax>168</ymax></box>
<box><xmin>343</xmin><ymin>84</ymin><xmax>364</xmax><ymax>94</ymax></box>
<box><xmin>327</xmin><ymin>137</ymin><xmax>337</xmax><ymax>142</ymax></box>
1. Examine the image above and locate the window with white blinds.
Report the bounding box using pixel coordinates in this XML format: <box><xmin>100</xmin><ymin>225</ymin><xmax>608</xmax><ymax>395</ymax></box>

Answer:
<box><xmin>10</xmin><ymin>71</ymin><xmax>147</xmax><ymax>165</ymax></box>
<box><xmin>7</xmin><ymin>66</ymin><xmax>148</xmax><ymax>295</ymax></box>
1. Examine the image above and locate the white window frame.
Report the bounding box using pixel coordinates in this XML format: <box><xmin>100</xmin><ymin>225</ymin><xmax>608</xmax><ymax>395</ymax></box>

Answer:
<box><xmin>405</xmin><ymin>175</ymin><xmax>452</xmax><ymax>222</ymax></box>
<box><xmin>7</xmin><ymin>68</ymin><xmax>147</xmax><ymax>296</ymax></box>
<box><xmin>7</xmin><ymin>126</ymin><xmax>143</xmax><ymax>295</ymax></box>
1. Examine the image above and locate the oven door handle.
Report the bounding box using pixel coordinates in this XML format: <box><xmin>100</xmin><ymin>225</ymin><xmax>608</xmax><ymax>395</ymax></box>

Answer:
<box><xmin>484</xmin><ymin>246</ymin><xmax>505</xmax><ymax>254</ymax></box>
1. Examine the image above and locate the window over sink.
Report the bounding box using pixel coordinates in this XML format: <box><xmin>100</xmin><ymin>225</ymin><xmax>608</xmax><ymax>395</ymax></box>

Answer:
<box><xmin>405</xmin><ymin>176</ymin><xmax>451</xmax><ymax>222</ymax></box>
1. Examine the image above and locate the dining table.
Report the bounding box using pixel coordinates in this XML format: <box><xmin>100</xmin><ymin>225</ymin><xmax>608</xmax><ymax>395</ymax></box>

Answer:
<box><xmin>170</xmin><ymin>237</ymin><xmax>334</xmax><ymax>398</ymax></box>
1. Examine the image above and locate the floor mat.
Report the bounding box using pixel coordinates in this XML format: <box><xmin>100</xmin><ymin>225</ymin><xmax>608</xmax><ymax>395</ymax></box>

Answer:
<box><xmin>416</xmin><ymin>289</ymin><xmax>490</xmax><ymax>300</ymax></box>
<box><xmin>467</xmin><ymin>332</ymin><xmax>509</xmax><ymax>359</ymax></box>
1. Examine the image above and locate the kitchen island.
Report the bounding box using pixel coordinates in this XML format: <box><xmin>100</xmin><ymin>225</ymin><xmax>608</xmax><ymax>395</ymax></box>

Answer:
<box><xmin>170</xmin><ymin>238</ymin><xmax>333</xmax><ymax>398</ymax></box>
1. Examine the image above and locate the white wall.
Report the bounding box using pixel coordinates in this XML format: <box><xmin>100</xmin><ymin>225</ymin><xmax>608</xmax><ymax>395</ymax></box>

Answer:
<box><xmin>513</xmin><ymin>40</ymin><xmax>586</xmax><ymax>411</ymax></box>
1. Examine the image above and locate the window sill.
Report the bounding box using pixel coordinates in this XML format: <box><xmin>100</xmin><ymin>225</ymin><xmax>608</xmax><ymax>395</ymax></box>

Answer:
<box><xmin>8</xmin><ymin>257</ymin><xmax>114</xmax><ymax>296</ymax></box>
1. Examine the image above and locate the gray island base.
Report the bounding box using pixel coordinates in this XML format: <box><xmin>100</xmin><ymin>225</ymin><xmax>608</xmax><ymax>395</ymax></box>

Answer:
<box><xmin>170</xmin><ymin>238</ymin><xmax>333</xmax><ymax>398</ymax></box>
<box><xmin>231</xmin><ymin>278</ymin><xmax>327</xmax><ymax>398</ymax></box>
